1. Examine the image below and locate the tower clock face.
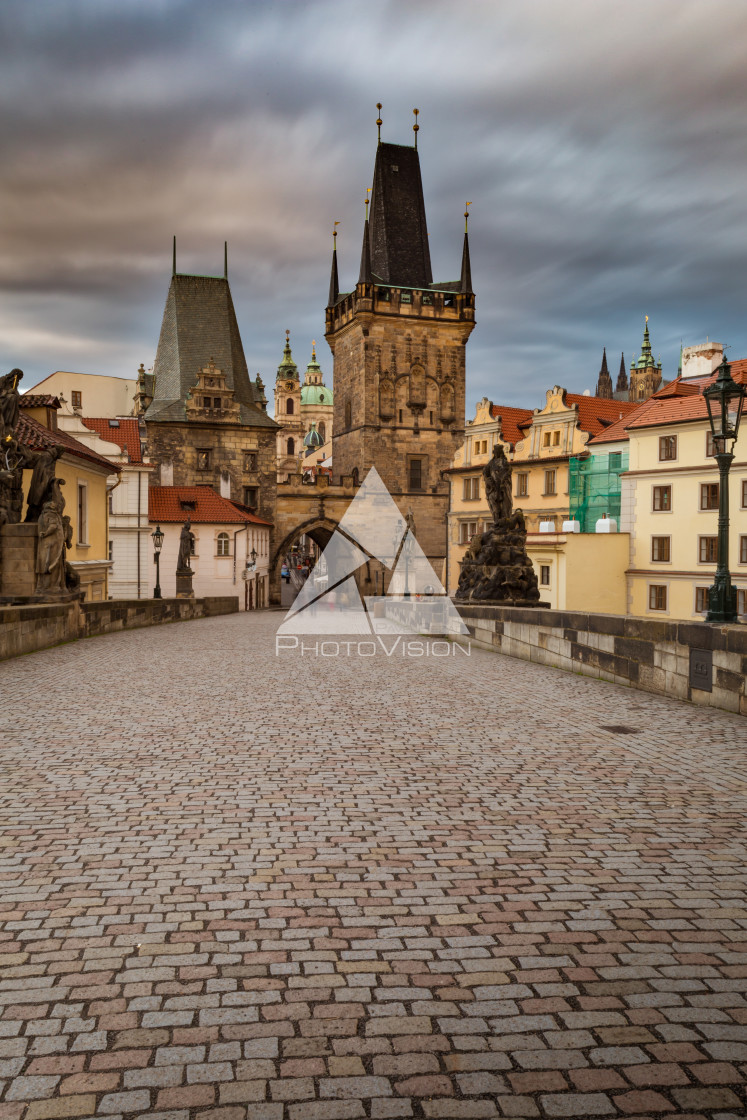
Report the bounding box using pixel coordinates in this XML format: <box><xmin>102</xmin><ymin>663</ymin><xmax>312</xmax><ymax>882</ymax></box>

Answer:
<box><xmin>287</xmin><ymin>383</ymin><xmax>293</xmax><ymax>391</ymax></box>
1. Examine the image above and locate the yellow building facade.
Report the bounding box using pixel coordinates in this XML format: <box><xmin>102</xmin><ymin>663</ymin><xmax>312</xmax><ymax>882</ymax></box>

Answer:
<box><xmin>18</xmin><ymin>398</ymin><xmax>117</xmax><ymax>601</ymax></box>
<box><xmin>445</xmin><ymin>389</ymin><xmax>638</xmax><ymax>595</ymax></box>
<box><xmin>622</xmin><ymin>374</ymin><xmax>747</xmax><ymax>621</ymax></box>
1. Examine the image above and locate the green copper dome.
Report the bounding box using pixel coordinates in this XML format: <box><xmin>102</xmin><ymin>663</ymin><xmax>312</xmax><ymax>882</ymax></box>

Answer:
<box><xmin>301</xmin><ymin>383</ymin><xmax>333</xmax><ymax>406</ymax></box>
<box><xmin>304</xmin><ymin>422</ymin><xmax>324</xmax><ymax>449</ymax></box>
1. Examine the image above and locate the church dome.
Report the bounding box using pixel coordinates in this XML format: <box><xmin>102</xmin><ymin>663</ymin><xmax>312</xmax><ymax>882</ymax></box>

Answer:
<box><xmin>301</xmin><ymin>383</ymin><xmax>332</xmax><ymax>406</ymax></box>
<box><xmin>304</xmin><ymin>422</ymin><xmax>324</xmax><ymax>448</ymax></box>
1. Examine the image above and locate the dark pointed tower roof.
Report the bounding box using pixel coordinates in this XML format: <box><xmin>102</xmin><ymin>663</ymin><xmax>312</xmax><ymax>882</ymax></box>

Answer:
<box><xmin>595</xmin><ymin>348</ymin><xmax>613</xmax><ymax>398</ymax></box>
<box><xmin>616</xmin><ymin>352</ymin><xmax>628</xmax><ymax>393</ymax></box>
<box><xmin>368</xmin><ymin>141</ymin><xmax>433</xmax><ymax>288</ymax></box>
<box><xmin>146</xmin><ymin>271</ymin><xmax>273</xmax><ymax>425</ymax></box>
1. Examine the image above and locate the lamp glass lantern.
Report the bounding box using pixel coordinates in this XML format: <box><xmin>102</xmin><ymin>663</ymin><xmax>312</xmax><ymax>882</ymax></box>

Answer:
<box><xmin>702</xmin><ymin>360</ymin><xmax>746</xmax><ymax>624</ymax></box>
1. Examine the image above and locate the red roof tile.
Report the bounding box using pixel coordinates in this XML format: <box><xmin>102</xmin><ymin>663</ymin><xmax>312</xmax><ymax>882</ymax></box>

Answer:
<box><xmin>489</xmin><ymin>404</ymin><xmax>534</xmax><ymax>446</ymax></box>
<box><xmin>148</xmin><ymin>486</ymin><xmax>273</xmax><ymax>526</ymax></box>
<box><xmin>491</xmin><ymin>393</ymin><xmax>639</xmax><ymax>445</ymax></box>
<box><xmin>82</xmin><ymin>417</ymin><xmax>144</xmax><ymax>463</ymax></box>
<box><xmin>564</xmin><ymin>393</ymin><xmax>640</xmax><ymax>437</ymax></box>
<box><xmin>19</xmin><ymin>394</ymin><xmax>61</xmax><ymax>409</ymax></box>
<box><xmin>588</xmin><ymin>400</ymin><xmax>652</xmax><ymax>444</ymax></box>
<box><xmin>16</xmin><ymin>413</ymin><xmax>121</xmax><ymax>473</ymax></box>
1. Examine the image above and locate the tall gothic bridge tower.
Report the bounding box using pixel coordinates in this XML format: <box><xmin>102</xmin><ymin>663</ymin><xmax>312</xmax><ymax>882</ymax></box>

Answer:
<box><xmin>324</xmin><ymin>112</ymin><xmax>475</xmax><ymax>568</ymax></box>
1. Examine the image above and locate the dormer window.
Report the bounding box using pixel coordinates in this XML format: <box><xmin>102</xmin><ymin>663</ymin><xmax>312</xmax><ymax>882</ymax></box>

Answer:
<box><xmin>179</xmin><ymin>500</ymin><xmax>197</xmax><ymax>511</ymax></box>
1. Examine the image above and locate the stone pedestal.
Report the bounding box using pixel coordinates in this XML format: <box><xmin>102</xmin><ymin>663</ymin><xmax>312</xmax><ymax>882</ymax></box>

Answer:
<box><xmin>0</xmin><ymin>523</ymin><xmax>37</xmax><ymax>600</ymax></box>
<box><xmin>455</xmin><ymin>511</ymin><xmax>542</xmax><ymax>606</ymax></box>
<box><xmin>175</xmin><ymin>568</ymin><xmax>195</xmax><ymax>599</ymax></box>
<box><xmin>0</xmin><ymin>522</ymin><xmax>83</xmax><ymax>605</ymax></box>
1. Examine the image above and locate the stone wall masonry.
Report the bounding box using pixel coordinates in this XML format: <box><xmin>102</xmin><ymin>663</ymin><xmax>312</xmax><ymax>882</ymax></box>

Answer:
<box><xmin>455</xmin><ymin>602</ymin><xmax>747</xmax><ymax>716</ymax></box>
<box><xmin>0</xmin><ymin>596</ymin><xmax>238</xmax><ymax>662</ymax></box>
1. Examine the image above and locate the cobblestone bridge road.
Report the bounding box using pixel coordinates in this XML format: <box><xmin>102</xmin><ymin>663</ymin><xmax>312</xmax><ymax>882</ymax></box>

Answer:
<box><xmin>1</xmin><ymin>612</ymin><xmax>746</xmax><ymax>1120</ymax></box>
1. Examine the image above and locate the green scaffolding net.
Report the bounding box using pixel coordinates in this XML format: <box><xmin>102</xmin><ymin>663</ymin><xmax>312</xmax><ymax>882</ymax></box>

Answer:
<box><xmin>568</xmin><ymin>450</ymin><xmax>629</xmax><ymax>532</ymax></box>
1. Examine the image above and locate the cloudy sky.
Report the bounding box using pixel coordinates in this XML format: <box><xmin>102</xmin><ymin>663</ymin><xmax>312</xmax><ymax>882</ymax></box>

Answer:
<box><xmin>2</xmin><ymin>0</ymin><xmax>747</xmax><ymax>414</ymax></box>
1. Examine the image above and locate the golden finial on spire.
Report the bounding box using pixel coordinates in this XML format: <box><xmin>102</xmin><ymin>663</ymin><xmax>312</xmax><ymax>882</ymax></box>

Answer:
<box><xmin>364</xmin><ymin>186</ymin><xmax>371</xmax><ymax>220</ymax></box>
<box><xmin>376</xmin><ymin>102</ymin><xmax>382</xmax><ymax>144</ymax></box>
<box><xmin>413</xmin><ymin>108</ymin><xmax>419</xmax><ymax>149</ymax></box>
<box><xmin>312</xmin><ymin>339</ymin><xmax>317</xmax><ymax>360</ymax></box>
<box><xmin>285</xmin><ymin>329</ymin><xmax>290</xmax><ymax>344</ymax></box>
<box><xmin>464</xmin><ymin>201</ymin><xmax>472</xmax><ymax>233</ymax></box>
<box><xmin>645</xmin><ymin>314</ymin><xmax>649</xmax><ymax>323</ymax></box>
<box><xmin>333</xmin><ymin>220</ymin><xmax>339</xmax><ymax>248</ymax></box>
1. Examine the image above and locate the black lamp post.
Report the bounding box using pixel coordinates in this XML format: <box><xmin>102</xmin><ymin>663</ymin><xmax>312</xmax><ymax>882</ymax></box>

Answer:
<box><xmin>152</xmin><ymin>525</ymin><xmax>164</xmax><ymax>599</ymax></box>
<box><xmin>703</xmin><ymin>359</ymin><xmax>746</xmax><ymax>624</ymax></box>
<box><xmin>249</xmin><ymin>546</ymin><xmax>258</xmax><ymax>570</ymax></box>
<box><xmin>394</xmin><ymin>518</ymin><xmax>413</xmax><ymax>597</ymax></box>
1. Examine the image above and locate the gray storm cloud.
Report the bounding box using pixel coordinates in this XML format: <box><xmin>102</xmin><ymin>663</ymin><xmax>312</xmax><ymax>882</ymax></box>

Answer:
<box><xmin>1</xmin><ymin>0</ymin><xmax>746</xmax><ymax>409</ymax></box>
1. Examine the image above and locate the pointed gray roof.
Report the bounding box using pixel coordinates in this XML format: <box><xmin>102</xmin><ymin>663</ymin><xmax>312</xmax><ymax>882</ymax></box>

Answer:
<box><xmin>146</xmin><ymin>273</ymin><xmax>275</xmax><ymax>426</ymax></box>
<box><xmin>368</xmin><ymin>142</ymin><xmax>433</xmax><ymax>288</ymax></box>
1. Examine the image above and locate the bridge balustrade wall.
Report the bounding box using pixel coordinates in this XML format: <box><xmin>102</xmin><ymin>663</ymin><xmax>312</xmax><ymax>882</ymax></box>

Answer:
<box><xmin>456</xmin><ymin>604</ymin><xmax>747</xmax><ymax>716</ymax></box>
<box><xmin>0</xmin><ymin>596</ymin><xmax>238</xmax><ymax>662</ymax></box>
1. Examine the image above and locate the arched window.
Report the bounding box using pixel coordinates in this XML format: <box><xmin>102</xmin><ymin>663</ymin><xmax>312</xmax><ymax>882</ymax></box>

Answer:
<box><xmin>287</xmin><ymin>437</ymin><xmax>295</xmax><ymax>456</ymax></box>
<box><xmin>216</xmin><ymin>532</ymin><xmax>230</xmax><ymax>557</ymax></box>
<box><xmin>345</xmin><ymin>401</ymin><xmax>352</xmax><ymax>429</ymax></box>
<box><xmin>318</xmin><ymin>421</ymin><xmax>326</xmax><ymax>443</ymax></box>
<box><xmin>286</xmin><ymin>398</ymin><xmax>294</xmax><ymax>415</ymax></box>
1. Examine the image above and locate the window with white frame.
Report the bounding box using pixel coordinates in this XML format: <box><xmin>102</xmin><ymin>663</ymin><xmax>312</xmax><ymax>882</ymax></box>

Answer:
<box><xmin>648</xmin><ymin>584</ymin><xmax>667</xmax><ymax>611</ymax></box>
<box><xmin>459</xmin><ymin>521</ymin><xmax>478</xmax><ymax>545</ymax></box>
<box><xmin>659</xmin><ymin>435</ymin><xmax>677</xmax><ymax>461</ymax></box>
<box><xmin>463</xmin><ymin>476</ymin><xmax>480</xmax><ymax>501</ymax></box>
<box><xmin>216</xmin><ymin>532</ymin><xmax>230</xmax><ymax>557</ymax></box>
<box><xmin>539</xmin><ymin>564</ymin><xmax>550</xmax><ymax>586</ymax></box>
<box><xmin>695</xmin><ymin>587</ymin><xmax>709</xmax><ymax>613</ymax></box>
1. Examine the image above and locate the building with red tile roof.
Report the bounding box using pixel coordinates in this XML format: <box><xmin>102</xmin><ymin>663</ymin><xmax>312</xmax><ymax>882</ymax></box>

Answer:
<box><xmin>82</xmin><ymin>418</ymin><xmax>144</xmax><ymax>463</ymax></box>
<box><xmin>147</xmin><ymin>486</ymin><xmax>272</xmax><ymax>608</ymax></box>
<box><xmin>148</xmin><ymin>486</ymin><xmax>272</xmax><ymax>526</ymax></box>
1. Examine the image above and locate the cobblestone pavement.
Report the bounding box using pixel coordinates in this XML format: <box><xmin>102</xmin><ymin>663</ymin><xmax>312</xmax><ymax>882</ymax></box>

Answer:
<box><xmin>1</xmin><ymin>611</ymin><xmax>746</xmax><ymax>1120</ymax></box>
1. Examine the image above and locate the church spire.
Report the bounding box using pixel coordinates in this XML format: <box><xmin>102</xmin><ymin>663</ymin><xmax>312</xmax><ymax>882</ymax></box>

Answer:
<box><xmin>616</xmin><ymin>352</ymin><xmax>628</xmax><ymax>393</ymax></box>
<box><xmin>460</xmin><ymin>203</ymin><xmax>472</xmax><ymax>294</ymax></box>
<box><xmin>328</xmin><ymin>225</ymin><xmax>339</xmax><ymax>307</ymax></box>
<box><xmin>595</xmin><ymin>347</ymin><xmax>613</xmax><ymax>398</ymax></box>
<box><xmin>637</xmin><ymin>315</ymin><xmax>653</xmax><ymax>368</ymax></box>
<box><xmin>358</xmin><ymin>192</ymin><xmax>372</xmax><ymax>284</ymax></box>
<box><xmin>276</xmin><ymin>329</ymin><xmax>299</xmax><ymax>382</ymax></box>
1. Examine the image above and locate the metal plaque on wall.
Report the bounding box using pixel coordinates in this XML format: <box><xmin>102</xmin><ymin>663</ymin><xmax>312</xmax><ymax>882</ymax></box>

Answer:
<box><xmin>689</xmin><ymin>647</ymin><xmax>713</xmax><ymax>692</ymax></box>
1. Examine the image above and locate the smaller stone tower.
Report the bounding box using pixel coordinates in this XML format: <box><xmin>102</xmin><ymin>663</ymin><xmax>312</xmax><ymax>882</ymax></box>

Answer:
<box><xmin>629</xmin><ymin>318</ymin><xmax>662</xmax><ymax>401</ymax></box>
<box><xmin>274</xmin><ymin>332</ymin><xmax>304</xmax><ymax>481</ymax></box>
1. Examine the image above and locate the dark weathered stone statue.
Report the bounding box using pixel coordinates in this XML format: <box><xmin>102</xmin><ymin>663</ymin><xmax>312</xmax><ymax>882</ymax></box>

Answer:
<box><xmin>25</xmin><ymin>446</ymin><xmax>64</xmax><ymax>522</ymax></box>
<box><xmin>0</xmin><ymin>369</ymin><xmax>23</xmax><ymax>440</ymax></box>
<box><xmin>455</xmin><ymin>445</ymin><xmax>541</xmax><ymax>606</ymax></box>
<box><xmin>177</xmin><ymin>520</ymin><xmax>195</xmax><ymax>572</ymax></box>
<box><xmin>483</xmin><ymin>445</ymin><xmax>512</xmax><ymax>523</ymax></box>
<box><xmin>35</xmin><ymin>480</ymin><xmax>66</xmax><ymax>594</ymax></box>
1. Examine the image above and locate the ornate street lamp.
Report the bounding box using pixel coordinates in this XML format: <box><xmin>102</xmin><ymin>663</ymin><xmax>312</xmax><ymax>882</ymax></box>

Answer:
<box><xmin>247</xmin><ymin>547</ymin><xmax>258</xmax><ymax>571</ymax></box>
<box><xmin>151</xmin><ymin>525</ymin><xmax>164</xmax><ymax>600</ymax></box>
<box><xmin>703</xmin><ymin>359</ymin><xmax>746</xmax><ymax>624</ymax></box>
